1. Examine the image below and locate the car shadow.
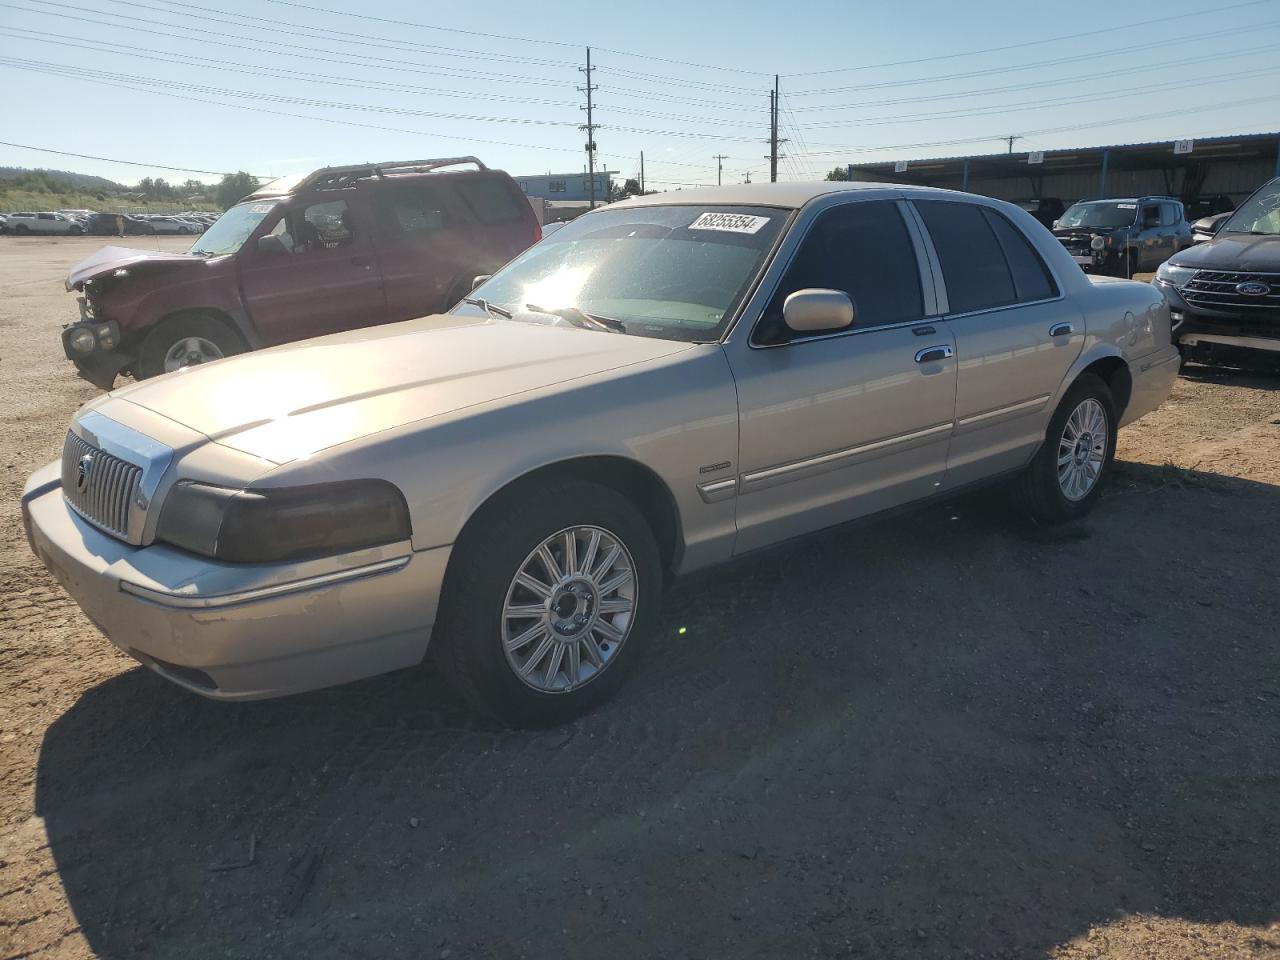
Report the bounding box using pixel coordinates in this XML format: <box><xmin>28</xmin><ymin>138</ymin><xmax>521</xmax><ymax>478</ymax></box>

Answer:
<box><xmin>1179</xmin><ymin>361</ymin><xmax>1280</xmax><ymax>388</ymax></box>
<box><xmin>35</xmin><ymin>462</ymin><xmax>1280</xmax><ymax>958</ymax></box>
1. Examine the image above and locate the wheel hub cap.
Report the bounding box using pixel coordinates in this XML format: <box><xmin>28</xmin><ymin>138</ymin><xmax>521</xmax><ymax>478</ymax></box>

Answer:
<box><xmin>502</xmin><ymin>525</ymin><xmax>636</xmax><ymax>693</ymax></box>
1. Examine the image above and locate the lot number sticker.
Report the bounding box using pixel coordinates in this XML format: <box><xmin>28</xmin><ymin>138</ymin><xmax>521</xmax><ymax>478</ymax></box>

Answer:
<box><xmin>688</xmin><ymin>212</ymin><xmax>771</xmax><ymax>234</ymax></box>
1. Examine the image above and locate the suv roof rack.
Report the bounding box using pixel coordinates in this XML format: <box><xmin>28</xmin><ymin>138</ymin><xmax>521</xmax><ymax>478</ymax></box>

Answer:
<box><xmin>294</xmin><ymin>156</ymin><xmax>489</xmax><ymax>193</ymax></box>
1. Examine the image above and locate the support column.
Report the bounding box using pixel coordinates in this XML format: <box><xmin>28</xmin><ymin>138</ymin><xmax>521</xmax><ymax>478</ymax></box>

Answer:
<box><xmin>961</xmin><ymin>158</ymin><xmax>970</xmax><ymax>192</ymax></box>
<box><xmin>1098</xmin><ymin>149</ymin><xmax>1110</xmax><ymax>199</ymax></box>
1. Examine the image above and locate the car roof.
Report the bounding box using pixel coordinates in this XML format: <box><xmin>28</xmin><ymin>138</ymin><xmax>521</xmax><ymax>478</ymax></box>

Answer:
<box><xmin>1073</xmin><ymin>196</ymin><xmax>1179</xmax><ymax>203</ymax></box>
<box><xmin>609</xmin><ymin>180</ymin><xmax>1051</xmax><ymax>211</ymax></box>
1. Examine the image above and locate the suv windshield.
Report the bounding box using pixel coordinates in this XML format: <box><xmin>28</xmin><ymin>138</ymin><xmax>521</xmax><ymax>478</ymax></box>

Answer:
<box><xmin>189</xmin><ymin>200</ymin><xmax>277</xmax><ymax>256</ymax></box>
<box><xmin>1221</xmin><ymin>181</ymin><xmax>1280</xmax><ymax>236</ymax></box>
<box><xmin>454</xmin><ymin>204</ymin><xmax>788</xmax><ymax>342</ymax></box>
<box><xmin>1057</xmin><ymin>201</ymin><xmax>1138</xmax><ymax>229</ymax></box>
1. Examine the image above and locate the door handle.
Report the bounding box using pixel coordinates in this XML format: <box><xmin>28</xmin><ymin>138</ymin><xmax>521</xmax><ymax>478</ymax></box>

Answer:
<box><xmin>1049</xmin><ymin>322</ymin><xmax>1073</xmax><ymax>337</ymax></box>
<box><xmin>914</xmin><ymin>344</ymin><xmax>953</xmax><ymax>364</ymax></box>
<box><xmin>351</xmin><ymin>255</ymin><xmax>373</xmax><ymax>269</ymax></box>
<box><xmin>912</xmin><ymin>325</ymin><xmax>936</xmax><ymax>336</ymax></box>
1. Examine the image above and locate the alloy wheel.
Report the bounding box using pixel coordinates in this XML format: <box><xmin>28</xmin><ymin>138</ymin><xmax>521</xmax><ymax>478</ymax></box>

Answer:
<box><xmin>501</xmin><ymin>525</ymin><xmax>637</xmax><ymax>693</ymax></box>
<box><xmin>163</xmin><ymin>336</ymin><xmax>225</xmax><ymax>372</ymax></box>
<box><xmin>1057</xmin><ymin>398</ymin><xmax>1108</xmax><ymax>501</ymax></box>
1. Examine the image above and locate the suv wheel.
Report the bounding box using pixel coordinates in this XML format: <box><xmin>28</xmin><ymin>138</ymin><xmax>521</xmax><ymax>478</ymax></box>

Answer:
<box><xmin>135</xmin><ymin>313</ymin><xmax>248</xmax><ymax>379</ymax></box>
<box><xmin>13</xmin><ymin>224</ymin><xmax>29</xmax><ymax>235</ymax></box>
<box><xmin>1014</xmin><ymin>373</ymin><xmax>1116</xmax><ymax>524</ymax></box>
<box><xmin>436</xmin><ymin>479</ymin><xmax>662</xmax><ymax>727</ymax></box>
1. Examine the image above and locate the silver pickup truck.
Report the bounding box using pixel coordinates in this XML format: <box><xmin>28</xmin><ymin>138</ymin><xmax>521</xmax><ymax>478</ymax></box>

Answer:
<box><xmin>23</xmin><ymin>182</ymin><xmax>1180</xmax><ymax>725</ymax></box>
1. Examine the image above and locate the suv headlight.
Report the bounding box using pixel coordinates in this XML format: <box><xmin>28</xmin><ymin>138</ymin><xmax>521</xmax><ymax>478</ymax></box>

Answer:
<box><xmin>156</xmin><ymin>479</ymin><xmax>412</xmax><ymax>563</ymax></box>
<box><xmin>1090</xmin><ymin>235</ymin><xmax>1107</xmax><ymax>251</ymax></box>
<box><xmin>1155</xmin><ymin>262</ymin><xmax>1196</xmax><ymax>288</ymax></box>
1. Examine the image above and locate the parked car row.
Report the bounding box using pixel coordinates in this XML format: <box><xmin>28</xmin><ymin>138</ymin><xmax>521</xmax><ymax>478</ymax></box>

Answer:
<box><xmin>1</xmin><ymin>210</ymin><xmax>218</xmax><ymax>236</ymax></box>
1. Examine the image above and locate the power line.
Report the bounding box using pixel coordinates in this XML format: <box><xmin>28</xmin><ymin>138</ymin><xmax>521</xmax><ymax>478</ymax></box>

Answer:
<box><xmin>0</xmin><ymin>140</ymin><xmax>273</xmax><ymax>177</ymax></box>
<box><xmin>258</xmin><ymin>0</ymin><xmax>774</xmax><ymax>76</ymax></box>
<box><xmin>784</xmin><ymin>0</ymin><xmax>1271</xmax><ymax>76</ymax></box>
<box><xmin>788</xmin><ymin>18</ymin><xmax>1280</xmax><ymax>96</ymax></box>
<box><xmin>0</xmin><ymin>64</ymin><xmax>587</xmax><ymax>155</ymax></box>
<box><xmin>1</xmin><ymin>2</ymin><xmax>575</xmax><ymax>88</ymax></box>
<box><xmin>0</xmin><ymin>26</ymin><xmax>583</xmax><ymax>107</ymax></box>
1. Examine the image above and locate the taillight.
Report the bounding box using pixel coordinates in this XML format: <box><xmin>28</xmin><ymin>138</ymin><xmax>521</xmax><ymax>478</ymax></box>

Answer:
<box><xmin>533</xmin><ymin>223</ymin><xmax>543</xmax><ymax>243</ymax></box>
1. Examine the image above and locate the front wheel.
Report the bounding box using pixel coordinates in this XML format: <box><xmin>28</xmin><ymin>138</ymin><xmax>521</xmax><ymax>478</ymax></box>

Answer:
<box><xmin>134</xmin><ymin>313</ymin><xmax>247</xmax><ymax>379</ymax></box>
<box><xmin>435</xmin><ymin>479</ymin><xmax>662</xmax><ymax>727</ymax></box>
<box><xmin>1014</xmin><ymin>374</ymin><xmax>1117</xmax><ymax>524</ymax></box>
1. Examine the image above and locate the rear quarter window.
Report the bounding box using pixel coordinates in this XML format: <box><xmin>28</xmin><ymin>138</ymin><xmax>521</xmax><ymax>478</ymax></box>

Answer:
<box><xmin>456</xmin><ymin>178</ymin><xmax>527</xmax><ymax>224</ymax></box>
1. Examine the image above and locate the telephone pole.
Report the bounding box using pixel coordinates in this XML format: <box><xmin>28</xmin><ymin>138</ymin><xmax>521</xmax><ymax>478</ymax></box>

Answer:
<box><xmin>767</xmin><ymin>75</ymin><xmax>786</xmax><ymax>182</ymax></box>
<box><xmin>578</xmin><ymin>47</ymin><xmax>598</xmax><ymax>208</ymax></box>
<box><xmin>1006</xmin><ymin>135</ymin><xmax>1023</xmax><ymax>154</ymax></box>
<box><xmin>640</xmin><ymin>150</ymin><xmax>645</xmax><ymax>193</ymax></box>
<box><xmin>714</xmin><ymin>154</ymin><xmax>728</xmax><ymax>186</ymax></box>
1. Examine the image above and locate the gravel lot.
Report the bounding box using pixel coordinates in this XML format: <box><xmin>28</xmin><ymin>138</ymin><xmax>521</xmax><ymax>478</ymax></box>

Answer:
<box><xmin>2</xmin><ymin>236</ymin><xmax>1278</xmax><ymax>960</ymax></box>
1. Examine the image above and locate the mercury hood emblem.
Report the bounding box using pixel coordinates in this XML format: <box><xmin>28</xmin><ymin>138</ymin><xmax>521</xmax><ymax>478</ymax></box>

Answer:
<box><xmin>76</xmin><ymin>452</ymin><xmax>94</xmax><ymax>490</ymax></box>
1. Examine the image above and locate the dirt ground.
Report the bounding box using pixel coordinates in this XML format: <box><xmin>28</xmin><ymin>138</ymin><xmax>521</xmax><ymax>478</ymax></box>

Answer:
<box><xmin>1</xmin><ymin>236</ymin><xmax>1278</xmax><ymax>960</ymax></box>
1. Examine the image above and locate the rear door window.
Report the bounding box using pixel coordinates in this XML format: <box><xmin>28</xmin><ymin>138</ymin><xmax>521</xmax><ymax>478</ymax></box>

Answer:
<box><xmin>1160</xmin><ymin>202</ymin><xmax>1180</xmax><ymax>226</ymax></box>
<box><xmin>915</xmin><ymin>200</ymin><xmax>1016</xmax><ymax>314</ymax></box>
<box><xmin>457</xmin><ymin>178</ymin><xmax>526</xmax><ymax>224</ymax></box>
<box><xmin>373</xmin><ymin>183</ymin><xmax>449</xmax><ymax>237</ymax></box>
<box><xmin>980</xmin><ymin>209</ymin><xmax>1058</xmax><ymax>303</ymax></box>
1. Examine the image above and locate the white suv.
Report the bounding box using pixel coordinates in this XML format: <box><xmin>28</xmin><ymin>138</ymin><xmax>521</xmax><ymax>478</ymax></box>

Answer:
<box><xmin>5</xmin><ymin>212</ymin><xmax>84</xmax><ymax>235</ymax></box>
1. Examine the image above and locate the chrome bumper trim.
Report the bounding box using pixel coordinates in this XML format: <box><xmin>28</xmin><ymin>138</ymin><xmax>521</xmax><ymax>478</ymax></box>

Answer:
<box><xmin>120</xmin><ymin>556</ymin><xmax>412</xmax><ymax>609</ymax></box>
<box><xmin>1180</xmin><ymin>332</ymin><xmax>1280</xmax><ymax>354</ymax></box>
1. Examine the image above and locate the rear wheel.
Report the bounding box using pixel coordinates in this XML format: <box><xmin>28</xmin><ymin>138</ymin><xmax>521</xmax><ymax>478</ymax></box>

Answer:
<box><xmin>435</xmin><ymin>479</ymin><xmax>662</xmax><ymax>727</ymax></box>
<box><xmin>135</xmin><ymin>313</ymin><xmax>247</xmax><ymax>379</ymax></box>
<box><xmin>1014</xmin><ymin>374</ymin><xmax>1116</xmax><ymax>524</ymax></box>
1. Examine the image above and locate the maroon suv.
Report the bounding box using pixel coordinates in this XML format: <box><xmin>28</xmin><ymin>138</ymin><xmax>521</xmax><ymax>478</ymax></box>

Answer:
<box><xmin>61</xmin><ymin>157</ymin><xmax>542</xmax><ymax>388</ymax></box>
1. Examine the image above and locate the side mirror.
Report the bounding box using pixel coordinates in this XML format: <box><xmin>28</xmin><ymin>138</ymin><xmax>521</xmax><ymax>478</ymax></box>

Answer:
<box><xmin>783</xmin><ymin>288</ymin><xmax>855</xmax><ymax>333</ymax></box>
<box><xmin>471</xmin><ymin>274</ymin><xmax>492</xmax><ymax>290</ymax></box>
<box><xmin>1143</xmin><ymin>214</ymin><xmax>1160</xmax><ymax>228</ymax></box>
<box><xmin>256</xmin><ymin>234</ymin><xmax>290</xmax><ymax>256</ymax></box>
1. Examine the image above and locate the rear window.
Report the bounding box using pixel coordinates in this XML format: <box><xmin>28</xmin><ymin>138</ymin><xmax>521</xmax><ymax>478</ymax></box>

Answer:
<box><xmin>456</xmin><ymin>178</ymin><xmax>526</xmax><ymax>224</ymax></box>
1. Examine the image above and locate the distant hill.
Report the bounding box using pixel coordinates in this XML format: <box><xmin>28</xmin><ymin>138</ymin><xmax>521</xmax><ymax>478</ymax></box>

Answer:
<box><xmin>0</xmin><ymin>166</ymin><xmax>123</xmax><ymax>191</ymax></box>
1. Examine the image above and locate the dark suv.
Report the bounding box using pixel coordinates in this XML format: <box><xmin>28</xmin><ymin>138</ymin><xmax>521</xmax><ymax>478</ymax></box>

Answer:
<box><xmin>1154</xmin><ymin>176</ymin><xmax>1280</xmax><ymax>368</ymax></box>
<box><xmin>62</xmin><ymin>157</ymin><xmax>541</xmax><ymax>388</ymax></box>
<box><xmin>1052</xmin><ymin>197</ymin><xmax>1192</xmax><ymax>276</ymax></box>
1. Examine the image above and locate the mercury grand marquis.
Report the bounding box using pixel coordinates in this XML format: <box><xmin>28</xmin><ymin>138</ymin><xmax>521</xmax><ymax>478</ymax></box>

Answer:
<box><xmin>22</xmin><ymin>183</ymin><xmax>1182</xmax><ymax>725</ymax></box>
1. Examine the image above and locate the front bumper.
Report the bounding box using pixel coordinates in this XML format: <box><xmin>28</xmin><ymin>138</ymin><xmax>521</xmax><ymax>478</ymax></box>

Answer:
<box><xmin>62</xmin><ymin>319</ymin><xmax>133</xmax><ymax>390</ymax></box>
<box><xmin>21</xmin><ymin>462</ymin><xmax>449</xmax><ymax>700</ymax></box>
<box><xmin>1157</xmin><ymin>281</ymin><xmax>1280</xmax><ymax>358</ymax></box>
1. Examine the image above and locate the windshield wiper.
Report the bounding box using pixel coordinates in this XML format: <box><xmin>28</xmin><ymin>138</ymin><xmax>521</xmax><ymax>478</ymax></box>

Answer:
<box><xmin>525</xmin><ymin>303</ymin><xmax>626</xmax><ymax>333</ymax></box>
<box><xmin>462</xmin><ymin>296</ymin><xmax>512</xmax><ymax>319</ymax></box>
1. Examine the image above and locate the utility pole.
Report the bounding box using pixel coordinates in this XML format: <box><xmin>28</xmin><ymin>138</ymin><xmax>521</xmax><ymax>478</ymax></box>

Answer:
<box><xmin>640</xmin><ymin>150</ymin><xmax>644</xmax><ymax>193</ymax></box>
<box><xmin>578</xmin><ymin>47</ymin><xmax>598</xmax><ymax>208</ymax></box>
<box><xmin>767</xmin><ymin>75</ymin><xmax>786</xmax><ymax>182</ymax></box>
<box><xmin>743</xmin><ymin>170</ymin><xmax>752</xmax><ymax>184</ymax></box>
<box><xmin>714</xmin><ymin>154</ymin><xmax>728</xmax><ymax>186</ymax></box>
<box><xmin>1006</xmin><ymin>135</ymin><xmax>1023</xmax><ymax>154</ymax></box>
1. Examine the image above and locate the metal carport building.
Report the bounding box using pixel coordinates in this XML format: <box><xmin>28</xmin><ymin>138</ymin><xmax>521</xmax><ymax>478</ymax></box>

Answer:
<box><xmin>847</xmin><ymin>132</ymin><xmax>1280</xmax><ymax>216</ymax></box>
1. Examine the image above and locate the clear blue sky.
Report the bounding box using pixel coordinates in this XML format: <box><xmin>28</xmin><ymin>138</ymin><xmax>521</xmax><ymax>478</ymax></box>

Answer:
<box><xmin>1</xmin><ymin>0</ymin><xmax>1278</xmax><ymax>189</ymax></box>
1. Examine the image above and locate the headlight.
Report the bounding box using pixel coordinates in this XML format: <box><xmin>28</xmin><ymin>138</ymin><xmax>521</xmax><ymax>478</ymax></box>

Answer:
<box><xmin>1155</xmin><ymin>262</ymin><xmax>1196</xmax><ymax>288</ymax></box>
<box><xmin>92</xmin><ymin>322</ymin><xmax>117</xmax><ymax>350</ymax></box>
<box><xmin>1090</xmin><ymin>235</ymin><xmax>1107</xmax><ymax>251</ymax></box>
<box><xmin>68</xmin><ymin>328</ymin><xmax>96</xmax><ymax>353</ymax></box>
<box><xmin>156</xmin><ymin>479</ymin><xmax>412</xmax><ymax>563</ymax></box>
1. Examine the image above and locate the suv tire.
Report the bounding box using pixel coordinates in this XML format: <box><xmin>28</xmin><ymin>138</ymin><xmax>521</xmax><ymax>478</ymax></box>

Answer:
<box><xmin>135</xmin><ymin>312</ymin><xmax>248</xmax><ymax>379</ymax></box>
<box><xmin>436</xmin><ymin>479</ymin><xmax>662</xmax><ymax>727</ymax></box>
<box><xmin>1014</xmin><ymin>373</ymin><xmax>1117</xmax><ymax>524</ymax></box>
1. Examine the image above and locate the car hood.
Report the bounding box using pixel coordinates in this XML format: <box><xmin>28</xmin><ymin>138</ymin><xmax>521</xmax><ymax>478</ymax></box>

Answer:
<box><xmin>65</xmin><ymin>245</ymin><xmax>205</xmax><ymax>291</ymax></box>
<box><xmin>1169</xmin><ymin>232</ymin><xmax>1280</xmax><ymax>272</ymax></box>
<box><xmin>1052</xmin><ymin>226</ymin><xmax>1121</xmax><ymax>239</ymax></box>
<box><xmin>108</xmin><ymin>314</ymin><xmax>696</xmax><ymax>464</ymax></box>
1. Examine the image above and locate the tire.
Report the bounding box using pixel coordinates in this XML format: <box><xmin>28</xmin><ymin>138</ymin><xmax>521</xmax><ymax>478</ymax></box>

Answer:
<box><xmin>13</xmin><ymin>224</ymin><xmax>29</xmax><ymax>235</ymax></box>
<box><xmin>135</xmin><ymin>312</ymin><xmax>248</xmax><ymax>379</ymax></box>
<box><xmin>435</xmin><ymin>478</ymin><xmax>663</xmax><ymax>727</ymax></box>
<box><xmin>70</xmin><ymin>226</ymin><xmax>83</xmax><ymax>236</ymax></box>
<box><xmin>1013</xmin><ymin>373</ymin><xmax>1117</xmax><ymax>524</ymax></box>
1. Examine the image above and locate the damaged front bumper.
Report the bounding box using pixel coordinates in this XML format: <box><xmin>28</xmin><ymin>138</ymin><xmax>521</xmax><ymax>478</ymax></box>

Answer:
<box><xmin>62</xmin><ymin>318</ymin><xmax>133</xmax><ymax>389</ymax></box>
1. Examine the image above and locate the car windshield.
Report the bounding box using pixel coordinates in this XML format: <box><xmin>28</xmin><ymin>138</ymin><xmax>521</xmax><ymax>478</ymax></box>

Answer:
<box><xmin>189</xmin><ymin>200</ymin><xmax>277</xmax><ymax>256</ymax></box>
<box><xmin>1057</xmin><ymin>201</ymin><xmax>1138</xmax><ymax>229</ymax></box>
<box><xmin>1221</xmin><ymin>182</ymin><xmax>1280</xmax><ymax>236</ymax></box>
<box><xmin>454</xmin><ymin>204</ymin><xmax>788</xmax><ymax>342</ymax></box>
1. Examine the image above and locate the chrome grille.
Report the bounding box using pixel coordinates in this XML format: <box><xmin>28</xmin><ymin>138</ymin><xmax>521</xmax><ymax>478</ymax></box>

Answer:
<box><xmin>1182</xmin><ymin>270</ymin><xmax>1280</xmax><ymax>311</ymax></box>
<box><xmin>61</xmin><ymin>431</ymin><xmax>142</xmax><ymax>538</ymax></box>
